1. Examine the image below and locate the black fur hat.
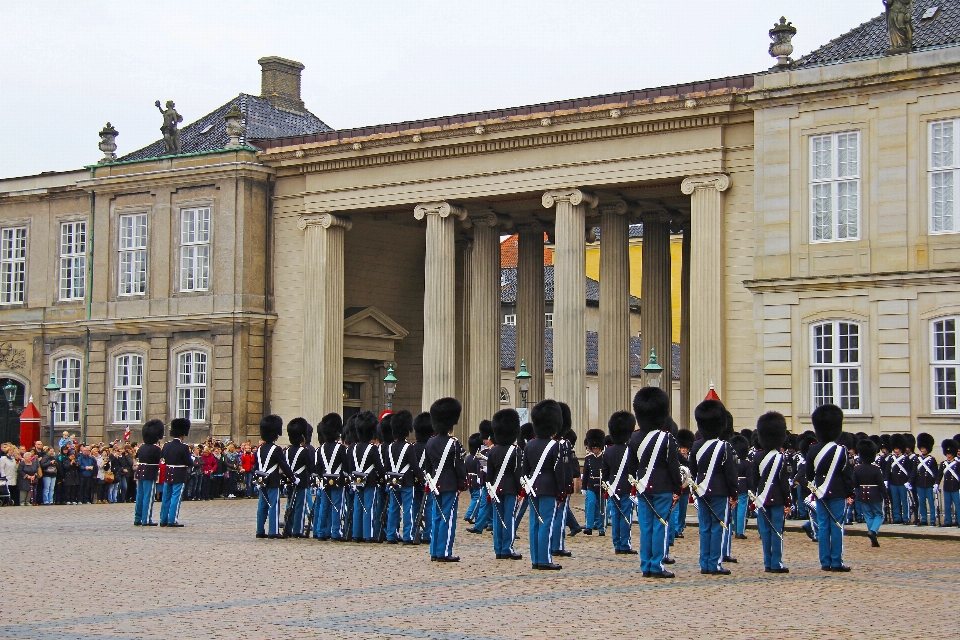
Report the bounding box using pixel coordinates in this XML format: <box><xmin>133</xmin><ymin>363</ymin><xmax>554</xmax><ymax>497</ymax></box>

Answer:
<box><xmin>855</xmin><ymin>431</ymin><xmax>868</xmax><ymax>442</ymax></box>
<box><xmin>354</xmin><ymin>411</ymin><xmax>378</xmax><ymax>442</ymax></box>
<box><xmin>141</xmin><ymin>419</ymin><xmax>164</xmax><ymax>445</ymax></box>
<box><xmin>530</xmin><ymin>399</ymin><xmax>562</xmax><ymax>439</ymax></box>
<box><xmin>811</xmin><ymin>404</ymin><xmax>843</xmax><ymax>443</ymax></box>
<box><xmin>343</xmin><ymin>416</ymin><xmax>357</xmax><ymax>446</ymax></box>
<box><xmin>632</xmin><ymin>386</ymin><xmax>670</xmax><ymax>433</ymax></box>
<box><xmin>675</xmin><ymin>429</ymin><xmax>695</xmax><ymax>450</ymax></box>
<box><xmin>584</xmin><ymin>428</ymin><xmax>605</xmax><ymax>449</ymax></box>
<box><xmin>730</xmin><ymin>435</ymin><xmax>749</xmax><ymax>459</ymax></box>
<box><xmin>286</xmin><ymin>417</ymin><xmax>310</xmax><ymax>445</ymax></box>
<box><xmin>519</xmin><ymin>422</ymin><xmax>534</xmax><ymax>445</ymax></box>
<box><xmin>604</xmin><ymin>434</ymin><xmax>613</xmax><ymax>446</ymax></box>
<box><xmin>468</xmin><ymin>433</ymin><xmax>482</xmax><ymax>455</ymax></box>
<box><xmin>259</xmin><ymin>414</ymin><xmax>283</xmax><ymax>443</ymax></box>
<box><xmin>378</xmin><ymin>414</ymin><xmax>394</xmax><ymax>444</ymax></box>
<box><xmin>857</xmin><ymin>439</ymin><xmax>878</xmax><ymax>463</ymax></box>
<box><xmin>904</xmin><ymin>433</ymin><xmax>916</xmax><ymax>451</ymax></box>
<box><xmin>413</xmin><ymin>412</ymin><xmax>433</xmax><ymax>443</ymax></box>
<box><xmin>478</xmin><ymin>420</ymin><xmax>493</xmax><ymax>441</ymax></box>
<box><xmin>170</xmin><ymin>417</ymin><xmax>191</xmax><ymax>439</ymax></box>
<box><xmin>838</xmin><ymin>432</ymin><xmax>857</xmax><ymax>451</ymax></box>
<box><xmin>750</xmin><ymin>432</ymin><xmax>760</xmax><ymax>450</ymax></box>
<box><xmin>319</xmin><ymin>413</ymin><xmax>343</xmax><ymax>444</ymax></box>
<box><xmin>890</xmin><ymin>433</ymin><xmax>907</xmax><ymax>452</ymax></box>
<box><xmin>608</xmin><ymin>410</ymin><xmax>636</xmax><ymax>445</ymax></box>
<box><xmin>665</xmin><ymin>417</ymin><xmax>678</xmax><ymax>437</ymax></box>
<box><xmin>492</xmin><ymin>408</ymin><xmax>521</xmax><ymax>446</ymax></box>
<box><xmin>721</xmin><ymin>410</ymin><xmax>734</xmax><ymax>442</ymax></box>
<box><xmin>869</xmin><ymin>434</ymin><xmax>881</xmax><ymax>447</ymax></box>
<box><xmin>559</xmin><ymin>402</ymin><xmax>572</xmax><ymax>431</ymax></box>
<box><xmin>756</xmin><ymin>411</ymin><xmax>787</xmax><ymax>452</ymax></box>
<box><xmin>879</xmin><ymin>434</ymin><xmax>891</xmax><ymax>450</ymax></box>
<box><xmin>564</xmin><ymin>428</ymin><xmax>577</xmax><ymax>447</ymax></box>
<box><xmin>917</xmin><ymin>432</ymin><xmax>934</xmax><ymax>452</ymax></box>
<box><xmin>391</xmin><ymin>410</ymin><xmax>413</xmax><ymax>441</ymax></box>
<box><xmin>430</xmin><ymin>397</ymin><xmax>461</xmax><ymax>434</ymax></box>
<box><xmin>798</xmin><ymin>434</ymin><xmax>816</xmax><ymax>456</ymax></box>
<box><xmin>785</xmin><ymin>434</ymin><xmax>798</xmax><ymax>451</ymax></box>
<box><xmin>954</xmin><ymin>433</ymin><xmax>960</xmax><ymax>445</ymax></box>
<box><xmin>942</xmin><ymin>438</ymin><xmax>958</xmax><ymax>457</ymax></box>
<box><xmin>695</xmin><ymin>400</ymin><xmax>726</xmax><ymax>440</ymax></box>
<box><xmin>740</xmin><ymin>428</ymin><xmax>754</xmax><ymax>441</ymax></box>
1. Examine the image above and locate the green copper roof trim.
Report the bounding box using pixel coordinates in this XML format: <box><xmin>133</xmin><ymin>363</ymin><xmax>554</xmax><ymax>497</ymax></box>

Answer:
<box><xmin>86</xmin><ymin>146</ymin><xmax>260</xmax><ymax>176</ymax></box>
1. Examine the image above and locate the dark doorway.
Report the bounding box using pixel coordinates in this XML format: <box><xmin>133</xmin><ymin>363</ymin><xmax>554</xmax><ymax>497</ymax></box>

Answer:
<box><xmin>0</xmin><ymin>378</ymin><xmax>26</xmax><ymax>446</ymax></box>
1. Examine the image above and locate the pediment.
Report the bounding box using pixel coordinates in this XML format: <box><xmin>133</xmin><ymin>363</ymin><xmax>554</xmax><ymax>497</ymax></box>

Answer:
<box><xmin>344</xmin><ymin>306</ymin><xmax>409</xmax><ymax>340</ymax></box>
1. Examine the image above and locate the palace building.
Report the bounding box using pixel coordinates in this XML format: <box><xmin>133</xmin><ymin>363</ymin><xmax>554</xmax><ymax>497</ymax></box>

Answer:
<box><xmin>1</xmin><ymin>2</ymin><xmax>959</xmax><ymax>446</ymax></box>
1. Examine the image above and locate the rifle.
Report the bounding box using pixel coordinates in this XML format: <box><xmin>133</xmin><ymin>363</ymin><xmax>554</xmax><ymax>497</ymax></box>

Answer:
<box><xmin>935</xmin><ymin>485</ymin><xmax>942</xmax><ymax>527</ymax></box>
<box><xmin>600</xmin><ymin>480</ymin><xmax>630</xmax><ymax>525</ymax></box>
<box><xmin>342</xmin><ymin>486</ymin><xmax>354</xmax><ymax>541</ymax></box>
<box><xmin>628</xmin><ymin>475</ymin><xmax>668</xmax><ymax>526</ymax></box>
<box><xmin>688</xmin><ymin>480</ymin><xmax>729</xmax><ymax>530</ymax></box>
<box><xmin>519</xmin><ymin>475</ymin><xmax>544</xmax><ymax>524</ymax></box>
<box><xmin>375</xmin><ymin>486</ymin><xmax>390</xmax><ymax>542</ymax></box>
<box><xmin>806</xmin><ymin>481</ymin><xmax>845</xmax><ymax>531</ymax></box>
<box><xmin>747</xmin><ymin>490</ymin><xmax>783</xmax><ymax>541</ymax></box>
<box><xmin>424</xmin><ymin>472</ymin><xmax>448</xmax><ymax>524</ymax></box>
<box><xmin>282</xmin><ymin>481</ymin><xmax>296</xmax><ymax>538</ymax></box>
<box><xmin>411</xmin><ymin>487</ymin><xmax>429</xmax><ymax>545</ymax></box>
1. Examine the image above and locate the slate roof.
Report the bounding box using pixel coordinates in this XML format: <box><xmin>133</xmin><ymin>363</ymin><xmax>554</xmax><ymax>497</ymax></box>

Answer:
<box><xmin>500</xmin><ymin>324</ymin><xmax>680</xmax><ymax>380</ymax></box>
<box><xmin>119</xmin><ymin>93</ymin><xmax>332</xmax><ymax>162</ymax></box>
<box><xmin>501</xmin><ymin>265</ymin><xmax>641</xmax><ymax>308</ymax></box>
<box><xmin>592</xmin><ymin>223</ymin><xmax>645</xmax><ymax>241</ymax></box>
<box><xmin>793</xmin><ymin>0</ymin><xmax>960</xmax><ymax>69</ymax></box>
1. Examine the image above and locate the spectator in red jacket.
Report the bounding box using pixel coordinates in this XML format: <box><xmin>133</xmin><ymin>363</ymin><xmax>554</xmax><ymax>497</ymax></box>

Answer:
<box><xmin>240</xmin><ymin>443</ymin><xmax>256</xmax><ymax>497</ymax></box>
<box><xmin>200</xmin><ymin>447</ymin><xmax>217</xmax><ymax>501</ymax></box>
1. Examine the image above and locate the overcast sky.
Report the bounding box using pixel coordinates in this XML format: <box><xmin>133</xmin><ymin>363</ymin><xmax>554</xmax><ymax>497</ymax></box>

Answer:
<box><xmin>1</xmin><ymin>0</ymin><xmax>884</xmax><ymax>178</ymax></box>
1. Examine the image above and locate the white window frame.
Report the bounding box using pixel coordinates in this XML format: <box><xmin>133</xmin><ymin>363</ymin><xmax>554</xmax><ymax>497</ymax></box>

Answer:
<box><xmin>0</xmin><ymin>227</ymin><xmax>27</xmax><ymax>304</ymax></box>
<box><xmin>500</xmin><ymin>387</ymin><xmax>510</xmax><ymax>404</ymax></box>
<box><xmin>810</xmin><ymin>131</ymin><xmax>861</xmax><ymax>243</ymax></box>
<box><xmin>179</xmin><ymin>207</ymin><xmax>210</xmax><ymax>292</ymax></box>
<box><xmin>503</xmin><ymin>314</ymin><xmax>516</xmax><ymax>326</ymax></box>
<box><xmin>54</xmin><ymin>356</ymin><xmax>81</xmax><ymax>424</ymax></box>
<box><xmin>59</xmin><ymin>221</ymin><xmax>86</xmax><ymax>301</ymax></box>
<box><xmin>929</xmin><ymin>119</ymin><xmax>960</xmax><ymax>234</ymax></box>
<box><xmin>113</xmin><ymin>353</ymin><xmax>144</xmax><ymax>424</ymax></box>
<box><xmin>118</xmin><ymin>214</ymin><xmax>147</xmax><ymax>296</ymax></box>
<box><xmin>544</xmin><ymin>312</ymin><xmax>554</xmax><ymax>329</ymax></box>
<box><xmin>176</xmin><ymin>350</ymin><xmax>207</xmax><ymax>422</ymax></box>
<box><xmin>811</xmin><ymin>320</ymin><xmax>863</xmax><ymax>414</ymax></box>
<box><xmin>932</xmin><ymin>316</ymin><xmax>959</xmax><ymax>413</ymax></box>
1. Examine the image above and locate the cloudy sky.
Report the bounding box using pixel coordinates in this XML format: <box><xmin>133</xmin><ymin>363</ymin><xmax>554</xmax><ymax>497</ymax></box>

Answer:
<box><xmin>1</xmin><ymin>0</ymin><xmax>884</xmax><ymax>177</ymax></box>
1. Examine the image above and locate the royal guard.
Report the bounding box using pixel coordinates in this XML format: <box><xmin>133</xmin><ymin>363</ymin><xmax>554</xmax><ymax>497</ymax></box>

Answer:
<box><xmin>134</xmin><ymin>419</ymin><xmax>164</xmax><ymax>526</ymax></box>
<box><xmin>751</xmin><ymin>412</ymin><xmax>791</xmax><ymax>572</ymax></box>
<box><xmin>488</xmin><ymin>408</ymin><xmax>522</xmax><ymax>560</ymax></box>
<box><xmin>255</xmin><ymin>415</ymin><xmax>293</xmax><ymax>539</ymax></box>
<box><xmin>159</xmin><ymin>417</ymin><xmax>192</xmax><ymax>527</ymax></box>
<box><xmin>284</xmin><ymin>417</ymin><xmax>313</xmax><ymax>537</ymax></box>
<box><xmin>424</xmin><ymin>398</ymin><xmax>467</xmax><ymax>562</ymax></box>
<box><xmin>314</xmin><ymin>412</ymin><xmax>346</xmax><ymax>541</ymax></box>
<box><xmin>523</xmin><ymin>399</ymin><xmax>570</xmax><ymax>570</ymax></box>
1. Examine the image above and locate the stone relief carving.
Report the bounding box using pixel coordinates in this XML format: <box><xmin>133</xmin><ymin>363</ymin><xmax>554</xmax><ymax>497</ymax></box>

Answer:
<box><xmin>0</xmin><ymin>343</ymin><xmax>26</xmax><ymax>371</ymax></box>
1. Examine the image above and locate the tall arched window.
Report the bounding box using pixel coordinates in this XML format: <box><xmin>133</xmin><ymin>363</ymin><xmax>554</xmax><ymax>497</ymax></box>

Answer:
<box><xmin>932</xmin><ymin>317</ymin><xmax>959</xmax><ymax>412</ymax></box>
<box><xmin>176</xmin><ymin>350</ymin><xmax>207</xmax><ymax>421</ymax></box>
<box><xmin>54</xmin><ymin>356</ymin><xmax>82</xmax><ymax>424</ymax></box>
<box><xmin>811</xmin><ymin>320</ymin><xmax>861</xmax><ymax>412</ymax></box>
<box><xmin>114</xmin><ymin>353</ymin><xmax>144</xmax><ymax>423</ymax></box>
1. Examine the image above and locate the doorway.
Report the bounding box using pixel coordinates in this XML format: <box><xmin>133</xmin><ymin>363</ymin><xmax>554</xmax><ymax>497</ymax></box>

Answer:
<box><xmin>0</xmin><ymin>378</ymin><xmax>26</xmax><ymax>446</ymax></box>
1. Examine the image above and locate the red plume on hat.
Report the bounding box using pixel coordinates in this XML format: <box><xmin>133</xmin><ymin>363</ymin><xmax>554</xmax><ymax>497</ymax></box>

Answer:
<box><xmin>704</xmin><ymin>381</ymin><xmax>721</xmax><ymax>402</ymax></box>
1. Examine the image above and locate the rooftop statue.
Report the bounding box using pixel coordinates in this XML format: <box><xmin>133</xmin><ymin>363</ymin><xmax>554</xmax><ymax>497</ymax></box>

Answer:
<box><xmin>884</xmin><ymin>0</ymin><xmax>914</xmax><ymax>54</ymax></box>
<box><xmin>155</xmin><ymin>100</ymin><xmax>183</xmax><ymax>155</ymax></box>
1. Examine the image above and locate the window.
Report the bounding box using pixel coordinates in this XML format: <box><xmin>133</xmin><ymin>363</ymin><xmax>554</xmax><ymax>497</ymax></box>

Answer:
<box><xmin>810</xmin><ymin>132</ymin><xmax>860</xmax><ymax>242</ymax></box>
<box><xmin>118</xmin><ymin>214</ymin><xmax>147</xmax><ymax>295</ymax></box>
<box><xmin>176</xmin><ymin>351</ymin><xmax>207</xmax><ymax>421</ymax></box>
<box><xmin>500</xmin><ymin>387</ymin><xmax>510</xmax><ymax>404</ymax></box>
<box><xmin>54</xmin><ymin>356</ymin><xmax>81</xmax><ymax>424</ymax></box>
<box><xmin>544</xmin><ymin>312</ymin><xmax>554</xmax><ymax>329</ymax></box>
<box><xmin>503</xmin><ymin>314</ymin><xmax>516</xmax><ymax>326</ymax></box>
<box><xmin>179</xmin><ymin>208</ymin><xmax>210</xmax><ymax>292</ymax></box>
<box><xmin>114</xmin><ymin>354</ymin><xmax>143</xmax><ymax>423</ymax></box>
<box><xmin>932</xmin><ymin>317</ymin><xmax>959</xmax><ymax>412</ymax></box>
<box><xmin>929</xmin><ymin>119</ymin><xmax>960</xmax><ymax>234</ymax></box>
<box><xmin>59</xmin><ymin>221</ymin><xmax>86</xmax><ymax>300</ymax></box>
<box><xmin>811</xmin><ymin>321</ymin><xmax>861</xmax><ymax>412</ymax></box>
<box><xmin>0</xmin><ymin>227</ymin><xmax>26</xmax><ymax>304</ymax></box>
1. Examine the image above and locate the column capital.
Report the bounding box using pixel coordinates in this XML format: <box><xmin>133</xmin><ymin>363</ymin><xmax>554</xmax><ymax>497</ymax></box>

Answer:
<box><xmin>516</xmin><ymin>220</ymin><xmax>543</xmax><ymax>235</ymax></box>
<box><xmin>542</xmin><ymin>188</ymin><xmax>598</xmax><ymax>209</ymax></box>
<box><xmin>638</xmin><ymin>204</ymin><xmax>671</xmax><ymax>224</ymax></box>
<box><xmin>681</xmin><ymin>174</ymin><xmax>730</xmax><ymax>195</ymax></box>
<box><xmin>298</xmin><ymin>213</ymin><xmax>352</xmax><ymax>231</ymax></box>
<box><xmin>461</xmin><ymin>211</ymin><xmax>498</xmax><ymax>229</ymax></box>
<box><xmin>414</xmin><ymin>201</ymin><xmax>468</xmax><ymax>221</ymax></box>
<box><xmin>598</xmin><ymin>199</ymin><xmax>628</xmax><ymax>216</ymax></box>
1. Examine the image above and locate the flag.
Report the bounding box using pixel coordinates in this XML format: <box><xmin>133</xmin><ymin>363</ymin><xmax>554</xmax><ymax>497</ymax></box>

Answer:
<box><xmin>124</xmin><ymin>425</ymin><xmax>131</xmax><ymax>441</ymax></box>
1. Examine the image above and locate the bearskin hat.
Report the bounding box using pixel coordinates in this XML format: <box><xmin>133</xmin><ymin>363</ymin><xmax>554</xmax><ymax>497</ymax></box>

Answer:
<box><xmin>559</xmin><ymin>402</ymin><xmax>572</xmax><ymax>431</ymax></box>
<box><xmin>942</xmin><ymin>438</ymin><xmax>958</xmax><ymax>457</ymax></box>
<box><xmin>916</xmin><ymin>432</ymin><xmax>934</xmax><ymax>452</ymax></box>
<box><xmin>430</xmin><ymin>397</ymin><xmax>461</xmax><ymax>434</ymax></box>
<box><xmin>665</xmin><ymin>417</ymin><xmax>679</xmax><ymax>436</ymax></box>
<box><xmin>740</xmin><ymin>428</ymin><xmax>754</xmax><ymax>440</ymax></box>
<box><xmin>530</xmin><ymin>399</ymin><xmax>562</xmax><ymax>439</ymax></box>
<box><xmin>811</xmin><ymin>404</ymin><xmax>843</xmax><ymax>443</ymax></box>
<box><xmin>879</xmin><ymin>434</ymin><xmax>891</xmax><ymax>450</ymax></box>
<box><xmin>838</xmin><ymin>432</ymin><xmax>857</xmax><ymax>451</ymax></box>
<box><xmin>478</xmin><ymin>419</ymin><xmax>493</xmax><ymax>441</ymax></box>
<box><xmin>695</xmin><ymin>400</ymin><xmax>726</xmax><ymax>440</ymax></box>
<box><xmin>730</xmin><ymin>435</ymin><xmax>749</xmax><ymax>459</ymax></box>
<box><xmin>869</xmin><ymin>434</ymin><xmax>881</xmax><ymax>447</ymax></box>
<box><xmin>785</xmin><ymin>434</ymin><xmax>798</xmax><ymax>451</ymax></box>
<box><xmin>584</xmin><ymin>428</ymin><xmax>606</xmax><ymax>449</ymax></box>
<box><xmin>259</xmin><ymin>415</ymin><xmax>283</xmax><ymax>443</ymax></box>
<box><xmin>890</xmin><ymin>433</ymin><xmax>907</xmax><ymax>452</ymax></box>
<box><xmin>319</xmin><ymin>413</ymin><xmax>342</xmax><ymax>444</ymax></box>
<box><xmin>857</xmin><ymin>439</ymin><xmax>878</xmax><ymax>464</ymax></box>
<box><xmin>604</xmin><ymin>434</ymin><xmax>613</xmax><ymax>446</ymax></box>
<box><xmin>378</xmin><ymin>414</ymin><xmax>394</xmax><ymax>444</ymax></box>
<box><xmin>468</xmin><ymin>433</ymin><xmax>482</xmax><ymax>455</ymax></box>
<box><xmin>141</xmin><ymin>419</ymin><xmax>164</xmax><ymax>445</ymax></box>
<box><xmin>904</xmin><ymin>433</ymin><xmax>917</xmax><ymax>451</ymax></box>
<box><xmin>608</xmin><ymin>410</ymin><xmax>636</xmax><ymax>445</ymax></box>
<box><xmin>286</xmin><ymin>417</ymin><xmax>310</xmax><ymax>445</ymax></box>
<box><xmin>954</xmin><ymin>434</ymin><xmax>960</xmax><ymax>445</ymax></box>
<box><xmin>564</xmin><ymin>428</ymin><xmax>577</xmax><ymax>447</ymax></box>
<box><xmin>750</xmin><ymin>432</ymin><xmax>760</xmax><ymax>450</ymax></box>
<box><xmin>721</xmin><ymin>410</ymin><xmax>735</xmax><ymax>442</ymax></box>
<box><xmin>632</xmin><ymin>386</ymin><xmax>670</xmax><ymax>433</ymax></box>
<box><xmin>519</xmin><ymin>422</ymin><xmax>534</xmax><ymax>446</ymax></box>
<box><xmin>855</xmin><ymin>431</ymin><xmax>868</xmax><ymax>442</ymax></box>
<box><xmin>169</xmin><ymin>417</ymin><xmax>191</xmax><ymax>439</ymax></box>
<box><xmin>353</xmin><ymin>411</ymin><xmax>378</xmax><ymax>442</ymax></box>
<box><xmin>798</xmin><ymin>434</ymin><xmax>816</xmax><ymax>457</ymax></box>
<box><xmin>413</xmin><ymin>412</ymin><xmax>433</xmax><ymax>443</ymax></box>
<box><xmin>391</xmin><ymin>410</ymin><xmax>413</xmax><ymax>441</ymax></box>
<box><xmin>492</xmin><ymin>408</ymin><xmax>521</xmax><ymax>446</ymax></box>
<box><xmin>756</xmin><ymin>411</ymin><xmax>787</xmax><ymax>452</ymax></box>
<box><xmin>675</xmin><ymin>429</ymin><xmax>695</xmax><ymax>450</ymax></box>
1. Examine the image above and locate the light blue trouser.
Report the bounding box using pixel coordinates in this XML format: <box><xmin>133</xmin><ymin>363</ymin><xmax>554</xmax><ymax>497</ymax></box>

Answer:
<box><xmin>675</xmin><ymin>489</ymin><xmax>689</xmax><ymax>535</ymax></box>
<box><xmin>943</xmin><ymin>490</ymin><xmax>960</xmax><ymax>525</ymax></box>
<box><xmin>465</xmin><ymin>488</ymin><xmax>481</xmax><ymax>520</ymax></box>
<box><xmin>584</xmin><ymin>490</ymin><xmax>603</xmax><ymax>532</ymax></box>
<box><xmin>514</xmin><ymin>496</ymin><xmax>527</xmax><ymax>532</ymax></box>
<box><xmin>794</xmin><ymin>486</ymin><xmax>807</xmax><ymax>517</ymax></box>
<box><xmin>735</xmin><ymin>492</ymin><xmax>749</xmax><ymax>535</ymax></box>
<box><xmin>860</xmin><ymin>500</ymin><xmax>883</xmax><ymax>533</ymax></box>
<box><xmin>721</xmin><ymin>499</ymin><xmax>734</xmax><ymax>558</ymax></box>
<box><xmin>429</xmin><ymin>491</ymin><xmax>458</xmax><ymax>558</ymax></box>
<box><xmin>387</xmin><ymin>486</ymin><xmax>414</xmax><ymax>541</ymax></box>
<box><xmin>286</xmin><ymin>487</ymin><xmax>307</xmax><ymax>535</ymax></box>
<box><xmin>492</xmin><ymin>494</ymin><xmax>517</xmax><ymax>556</ymax></box>
<box><xmin>134</xmin><ymin>479</ymin><xmax>156</xmax><ymax>524</ymax></box>
<box><xmin>315</xmin><ymin>487</ymin><xmax>345</xmax><ymax>539</ymax></box>
<box><xmin>528</xmin><ymin>495</ymin><xmax>559</xmax><ymax>565</ymax></box>
<box><xmin>475</xmin><ymin>486</ymin><xmax>492</xmax><ymax>529</ymax></box>
<box><xmin>609</xmin><ymin>494</ymin><xmax>633</xmax><ymax>552</ymax></box>
<box><xmin>414</xmin><ymin>487</ymin><xmax>432</xmax><ymax>542</ymax></box>
<box><xmin>698</xmin><ymin>495</ymin><xmax>729</xmax><ymax>572</ymax></box>
<box><xmin>890</xmin><ymin>484</ymin><xmax>910</xmax><ymax>522</ymax></box>
<box><xmin>757</xmin><ymin>506</ymin><xmax>785</xmax><ymax>569</ymax></box>
<box><xmin>917</xmin><ymin>487</ymin><xmax>935</xmax><ymax>524</ymax></box>
<box><xmin>550</xmin><ymin>496</ymin><xmax>568</xmax><ymax>551</ymax></box>
<box><xmin>159</xmin><ymin>482</ymin><xmax>184</xmax><ymax>525</ymax></box>
<box><xmin>42</xmin><ymin>476</ymin><xmax>56</xmax><ymax>504</ymax></box>
<box><xmin>816</xmin><ymin>497</ymin><xmax>847</xmax><ymax>569</ymax></box>
<box><xmin>256</xmin><ymin>487</ymin><xmax>280</xmax><ymax>535</ymax></box>
<box><xmin>353</xmin><ymin>486</ymin><xmax>377</xmax><ymax>540</ymax></box>
<box><xmin>637</xmin><ymin>492</ymin><xmax>672</xmax><ymax>573</ymax></box>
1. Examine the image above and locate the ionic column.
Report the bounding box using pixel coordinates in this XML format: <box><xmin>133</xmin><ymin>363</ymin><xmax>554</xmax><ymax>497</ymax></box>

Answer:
<box><xmin>543</xmin><ymin>188</ymin><xmax>597</xmax><ymax>437</ymax></box>
<box><xmin>598</xmin><ymin>200</ymin><xmax>630</xmax><ymax>422</ymax></box>
<box><xmin>681</xmin><ymin>174</ymin><xmax>729</xmax><ymax>421</ymax></box>
<box><xmin>679</xmin><ymin>217</ymin><xmax>692</xmax><ymax>430</ymax></box>
<box><xmin>516</xmin><ymin>222</ymin><xmax>545</xmax><ymax>405</ymax></box>
<box><xmin>465</xmin><ymin>212</ymin><xmax>501</xmax><ymax>426</ymax></box>
<box><xmin>415</xmin><ymin>202</ymin><xmax>467</xmax><ymax>411</ymax></box>
<box><xmin>299</xmin><ymin>213</ymin><xmax>352</xmax><ymax>423</ymax></box>
<box><xmin>639</xmin><ymin>206</ymin><xmax>673</xmax><ymax>409</ymax></box>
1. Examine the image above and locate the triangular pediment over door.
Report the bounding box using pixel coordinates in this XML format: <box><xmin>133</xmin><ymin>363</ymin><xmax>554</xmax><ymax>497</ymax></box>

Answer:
<box><xmin>343</xmin><ymin>306</ymin><xmax>408</xmax><ymax>361</ymax></box>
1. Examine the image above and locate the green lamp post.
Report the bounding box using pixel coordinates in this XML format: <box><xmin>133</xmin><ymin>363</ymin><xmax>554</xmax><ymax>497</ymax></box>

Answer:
<box><xmin>44</xmin><ymin>374</ymin><xmax>61</xmax><ymax>448</ymax></box>
<box><xmin>643</xmin><ymin>347</ymin><xmax>664</xmax><ymax>389</ymax></box>
<box><xmin>383</xmin><ymin>364</ymin><xmax>398</xmax><ymax>411</ymax></box>
<box><xmin>515</xmin><ymin>358</ymin><xmax>532</xmax><ymax>409</ymax></box>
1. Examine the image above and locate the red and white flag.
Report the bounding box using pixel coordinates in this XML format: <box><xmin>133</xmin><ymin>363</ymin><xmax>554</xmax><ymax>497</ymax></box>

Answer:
<box><xmin>124</xmin><ymin>425</ymin><xmax>131</xmax><ymax>441</ymax></box>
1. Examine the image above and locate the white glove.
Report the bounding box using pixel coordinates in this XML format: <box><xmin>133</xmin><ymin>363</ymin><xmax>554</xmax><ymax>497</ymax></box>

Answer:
<box><xmin>934</xmin><ymin>484</ymin><xmax>939</xmax><ymax>493</ymax></box>
<box><xmin>293</xmin><ymin>477</ymin><xmax>300</xmax><ymax>486</ymax></box>
<box><xmin>884</xmin><ymin>481</ymin><xmax>889</xmax><ymax>488</ymax></box>
<box><xmin>905</xmin><ymin>482</ymin><xmax>913</xmax><ymax>491</ymax></box>
<box><xmin>581</xmin><ymin>489</ymin><xmax>586</xmax><ymax>495</ymax></box>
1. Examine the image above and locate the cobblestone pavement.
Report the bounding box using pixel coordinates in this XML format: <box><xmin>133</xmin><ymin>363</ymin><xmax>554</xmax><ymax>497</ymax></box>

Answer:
<box><xmin>0</xmin><ymin>496</ymin><xmax>956</xmax><ymax>640</ymax></box>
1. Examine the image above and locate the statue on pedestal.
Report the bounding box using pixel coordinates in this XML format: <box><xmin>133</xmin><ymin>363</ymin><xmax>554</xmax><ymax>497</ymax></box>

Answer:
<box><xmin>884</xmin><ymin>0</ymin><xmax>914</xmax><ymax>54</ymax></box>
<box><xmin>155</xmin><ymin>100</ymin><xmax>183</xmax><ymax>155</ymax></box>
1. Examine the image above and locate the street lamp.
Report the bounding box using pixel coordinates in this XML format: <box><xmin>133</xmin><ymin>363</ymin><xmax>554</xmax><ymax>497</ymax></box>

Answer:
<box><xmin>3</xmin><ymin>380</ymin><xmax>16</xmax><ymax>445</ymax></box>
<box><xmin>44</xmin><ymin>374</ymin><xmax>61</xmax><ymax>448</ymax></box>
<box><xmin>515</xmin><ymin>359</ymin><xmax>532</xmax><ymax>409</ymax></box>
<box><xmin>642</xmin><ymin>347</ymin><xmax>663</xmax><ymax>389</ymax></box>
<box><xmin>383</xmin><ymin>364</ymin><xmax>398</xmax><ymax>411</ymax></box>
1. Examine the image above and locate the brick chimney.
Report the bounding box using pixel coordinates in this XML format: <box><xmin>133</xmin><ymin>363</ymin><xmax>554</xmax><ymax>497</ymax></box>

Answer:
<box><xmin>258</xmin><ymin>56</ymin><xmax>305</xmax><ymax>112</ymax></box>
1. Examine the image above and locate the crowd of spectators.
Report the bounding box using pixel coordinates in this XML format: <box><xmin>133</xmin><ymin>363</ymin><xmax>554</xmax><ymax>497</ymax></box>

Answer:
<box><xmin>0</xmin><ymin>431</ymin><xmax>260</xmax><ymax>506</ymax></box>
